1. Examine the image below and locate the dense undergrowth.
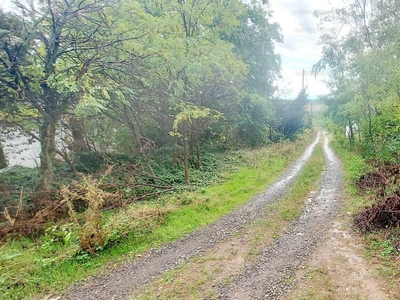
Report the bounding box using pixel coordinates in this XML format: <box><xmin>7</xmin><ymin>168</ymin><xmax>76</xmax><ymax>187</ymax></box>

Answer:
<box><xmin>0</xmin><ymin>146</ymin><xmax>253</xmax><ymax>238</ymax></box>
<box><xmin>0</xmin><ymin>148</ymin><xmax>236</xmax><ymax>209</ymax></box>
<box><xmin>0</xmin><ymin>133</ymin><xmax>313</xmax><ymax>299</ymax></box>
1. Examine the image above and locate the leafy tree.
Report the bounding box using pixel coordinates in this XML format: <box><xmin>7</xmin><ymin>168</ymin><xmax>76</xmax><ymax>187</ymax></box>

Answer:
<box><xmin>96</xmin><ymin>0</ymin><xmax>283</xmax><ymax>182</ymax></box>
<box><xmin>0</xmin><ymin>1</ymin><xmax>132</xmax><ymax>194</ymax></box>
<box><xmin>220</xmin><ymin>0</ymin><xmax>282</xmax><ymax>145</ymax></box>
<box><xmin>222</xmin><ymin>1</ymin><xmax>281</xmax><ymax>97</ymax></box>
<box><xmin>274</xmin><ymin>88</ymin><xmax>309</xmax><ymax>140</ymax></box>
<box><xmin>234</xmin><ymin>93</ymin><xmax>274</xmax><ymax>146</ymax></box>
<box><xmin>314</xmin><ymin>0</ymin><xmax>400</xmax><ymax>163</ymax></box>
<box><xmin>170</xmin><ymin>103</ymin><xmax>222</xmax><ymax>183</ymax></box>
<box><xmin>107</xmin><ymin>0</ymin><xmax>248</xmax><ymax>182</ymax></box>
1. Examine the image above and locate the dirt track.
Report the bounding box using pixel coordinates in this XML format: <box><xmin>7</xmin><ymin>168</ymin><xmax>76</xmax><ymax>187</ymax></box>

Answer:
<box><xmin>219</xmin><ymin>133</ymin><xmax>342</xmax><ymax>299</ymax></box>
<box><xmin>61</xmin><ymin>132</ymin><xmax>391</xmax><ymax>300</ymax></box>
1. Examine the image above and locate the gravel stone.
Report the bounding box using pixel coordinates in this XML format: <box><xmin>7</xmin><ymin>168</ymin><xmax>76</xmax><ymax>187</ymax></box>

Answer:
<box><xmin>218</xmin><ymin>132</ymin><xmax>342</xmax><ymax>299</ymax></box>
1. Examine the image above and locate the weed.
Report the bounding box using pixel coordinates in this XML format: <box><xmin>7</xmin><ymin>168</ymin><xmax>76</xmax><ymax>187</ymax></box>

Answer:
<box><xmin>206</xmin><ymin>289</ymin><xmax>217</xmax><ymax>299</ymax></box>
<box><xmin>223</xmin><ymin>275</ymin><xmax>234</xmax><ymax>285</ymax></box>
<box><xmin>250</xmin><ymin>249</ymin><xmax>261</xmax><ymax>257</ymax></box>
<box><xmin>61</xmin><ymin>171</ymin><xmax>111</xmax><ymax>253</ymax></box>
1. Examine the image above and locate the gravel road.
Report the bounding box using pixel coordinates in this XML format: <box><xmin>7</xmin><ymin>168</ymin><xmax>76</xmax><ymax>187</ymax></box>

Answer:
<box><xmin>62</xmin><ymin>132</ymin><xmax>341</xmax><ymax>300</ymax></box>
<box><xmin>219</xmin><ymin>132</ymin><xmax>342</xmax><ymax>299</ymax></box>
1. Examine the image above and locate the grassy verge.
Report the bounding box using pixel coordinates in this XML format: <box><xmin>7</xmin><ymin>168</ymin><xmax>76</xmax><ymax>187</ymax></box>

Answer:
<box><xmin>133</xmin><ymin>140</ymin><xmax>325</xmax><ymax>300</ymax></box>
<box><xmin>330</xmin><ymin>140</ymin><xmax>400</xmax><ymax>291</ymax></box>
<box><xmin>1</xmin><ymin>134</ymin><xmax>314</xmax><ymax>300</ymax></box>
<box><xmin>329</xmin><ymin>140</ymin><xmax>371</xmax><ymax>215</ymax></box>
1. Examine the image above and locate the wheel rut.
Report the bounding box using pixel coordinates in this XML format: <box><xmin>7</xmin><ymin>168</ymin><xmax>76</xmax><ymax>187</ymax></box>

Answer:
<box><xmin>219</xmin><ymin>132</ymin><xmax>343</xmax><ymax>299</ymax></box>
<box><xmin>63</xmin><ymin>133</ymin><xmax>322</xmax><ymax>300</ymax></box>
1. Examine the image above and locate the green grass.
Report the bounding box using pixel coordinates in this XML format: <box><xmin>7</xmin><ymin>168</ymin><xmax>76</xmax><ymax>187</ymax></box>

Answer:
<box><xmin>0</xmin><ymin>134</ymin><xmax>314</xmax><ymax>300</ymax></box>
<box><xmin>278</xmin><ymin>142</ymin><xmax>324</xmax><ymax>220</ymax></box>
<box><xmin>329</xmin><ymin>140</ymin><xmax>372</xmax><ymax>215</ymax></box>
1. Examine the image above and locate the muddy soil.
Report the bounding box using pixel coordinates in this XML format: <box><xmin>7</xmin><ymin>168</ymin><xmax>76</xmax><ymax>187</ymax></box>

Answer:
<box><xmin>59</xmin><ymin>133</ymin><xmax>391</xmax><ymax>300</ymax></box>
<box><xmin>283</xmin><ymin>219</ymin><xmax>397</xmax><ymax>300</ymax></box>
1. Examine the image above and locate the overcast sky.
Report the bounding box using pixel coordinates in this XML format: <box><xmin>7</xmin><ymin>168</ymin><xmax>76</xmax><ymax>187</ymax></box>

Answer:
<box><xmin>0</xmin><ymin>0</ymin><xmax>344</xmax><ymax>100</ymax></box>
<box><xmin>1</xmin><ymin>0</ymin><xmax>11</xmax><ymax>9</ymax></box>
<box><xmin>269</xmin><ymin>0</ymin><xmax>345</xmax><ymax>100</ymax></box>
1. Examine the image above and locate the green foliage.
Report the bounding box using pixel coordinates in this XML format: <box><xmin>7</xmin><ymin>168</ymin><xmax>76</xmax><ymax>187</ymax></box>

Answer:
<box><xmin>234</xmin><ymin>93</ymin><xmax>274</xmax><ymax>147</ymax></box>
<box><xmin>170</xmin><ymin>103</ymin><xmax>223</xmax><ymax>139</ymax></box>
<box><xmin>0</xmin><ymin>166</ymin><xmax>39</xmax><ymax>211</ymax></box>
<box><xmin>73</xmin><ymin>152</ymin><xmax>108</xmax><ymax>174</ymax></box>
<box><xmin>151</xmin><ymin>148</ymin><xmax>245</xmax><ymax>187</ymax></box>
<box><xmin>369</xmin><ymin>237</ymin><xmax>396</xmax><ymax>258</ymax></box>
<box><xmin>221</xmin><ymin>1</ymin><xmax>282</xmax><ymax>97</ymax></box>
<box><xmin>41</xmin><ymin>224</ymin><xmax>78</xmax><ymax>254</ymax></box>
<box><xmin>0</xmin><ymin>166</ymin><xmax>39</xmax><ymax>190</ymax></box>
<box><xmin>314</xmin><ymin>0</ymin><xmax>400</xmax><ymax>164</ymax></box>
<box><xmin>274</xmin><ymin>89</ymin><xmax>310</xmax><ymax>140</ymax></box>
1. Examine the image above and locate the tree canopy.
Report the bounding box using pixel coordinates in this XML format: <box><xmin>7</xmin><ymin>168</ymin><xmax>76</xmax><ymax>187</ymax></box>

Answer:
<box><xmin>0</xmin><ymin>0</ymin><xmax>309</xmax><ymax>197</ymax></box>
<box><xmin>314</xmin><ymin>0</ymin><xmax>400</xmax><ymax>163</ymax></box>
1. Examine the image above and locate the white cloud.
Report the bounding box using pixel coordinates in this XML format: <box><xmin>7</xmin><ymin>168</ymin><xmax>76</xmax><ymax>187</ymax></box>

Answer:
<box><xmin>269</xmin><ymin>0</ymin><xmax>345</xmax><ymax>99</ymax></box>
<box><xmin>1</xmin><ymin>0</ymin><xmax>13</xmax><ymax>11</ymax></box>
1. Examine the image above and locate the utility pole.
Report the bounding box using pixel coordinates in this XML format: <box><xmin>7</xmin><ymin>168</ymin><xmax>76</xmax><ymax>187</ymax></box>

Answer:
<box><xmin>301</xmin><ymin>69</ymin><xmax>308</xmax><ymax>110</ymax></box>
<box><xmin>301</xmin><ymin>69</ymin><xmax>313</xmax><ymax>113</ymax></box>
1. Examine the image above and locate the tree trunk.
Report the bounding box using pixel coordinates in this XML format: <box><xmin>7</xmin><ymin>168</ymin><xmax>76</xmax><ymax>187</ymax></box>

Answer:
<box><xmin>196</xmin><ymin>139</ymin><xmax>201</xmax><ymax>169</ymax></box>
<box><xmin>69</xmin><ymin>116</ymin><xmax>87</xmax><ymax>152</ymax></box>
<box><xmin>0</xmin><ymin>139</ymin><xmax>7</xmax><ymax>169</ymax></box>
<box><xmin>269</xmin><ymin>125</ymin><xmax>273</xmax><ymax>141</ymax></box>
<box><xmin>183</xmin><ymin>138</ymin><xmax>190</xmax><ymax>184</ymax></box>
<box><xmin>366</xmin><ymin>103</ymin><xmax>376</xmax><ymax>159</ymax></box>
<box><xmin>123</xmin><ymin>106</ymin><xmax>156</xmax><ymax>176</ymax></box>
<box><xmin>36</xmin><ymin>118</ymin><xmax>56</xmax><ymax>194</ymax></box>
<box><xmin>348</xmin><ymin>113</ymin><xmax>354</xmax><ymax>148</ymax></box>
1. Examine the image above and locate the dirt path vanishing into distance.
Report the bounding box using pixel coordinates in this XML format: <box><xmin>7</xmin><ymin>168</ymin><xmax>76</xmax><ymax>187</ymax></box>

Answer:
<box><xmin>59</xmin><ymin>132</ymin><xmax>392</xmax><ymax>300</ymax></box>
